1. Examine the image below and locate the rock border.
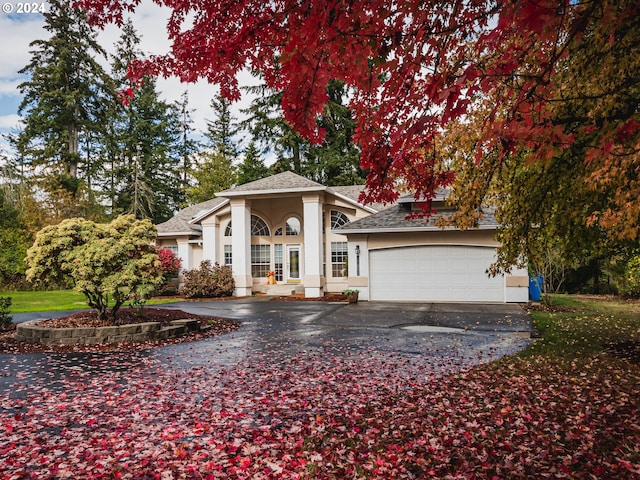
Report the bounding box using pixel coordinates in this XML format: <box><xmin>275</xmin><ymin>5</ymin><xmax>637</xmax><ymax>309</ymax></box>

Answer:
<box><xmin>15</xmin><ymin>318</ymin><xmax>201</xmax><ymax>345</ymax></box>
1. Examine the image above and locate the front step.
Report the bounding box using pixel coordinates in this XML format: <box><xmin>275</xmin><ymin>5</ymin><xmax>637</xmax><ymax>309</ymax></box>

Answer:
<box><xmin>253</xmin><ymin>283</ymin><xmax>305</xmax><ymax>296</ymax></box>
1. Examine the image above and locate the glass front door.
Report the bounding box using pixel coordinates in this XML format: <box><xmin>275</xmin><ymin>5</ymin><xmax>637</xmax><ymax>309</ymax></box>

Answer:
<box><xmin>286</xmin><ymin>245</ymin><xmax>301</xmax><ymax>282</ymax></box>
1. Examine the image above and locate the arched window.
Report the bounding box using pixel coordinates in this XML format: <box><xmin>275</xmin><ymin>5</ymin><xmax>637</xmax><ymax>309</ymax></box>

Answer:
<box><xmin>285</xmin><ymin>217</ymin><xmax>301</xmax><ymax>235</ymax></box>
<box><xmin>251</xmin><ymin>215</ymin><xmax>270</xmax><ymax>236</ymax></box>
<box><xmin>274</xmin><ymin>227</ymin><xmax>283</xmax><ymax>236</ymax></box>
<box><xmin>224</xmin><ymin>215</ymin><xmax>271</xmax><ymax>236</ymax></box>
<box><xmin>330</xmin><ymin>210</ymin><xmax>350</xmax><ymax>229</ymax></box>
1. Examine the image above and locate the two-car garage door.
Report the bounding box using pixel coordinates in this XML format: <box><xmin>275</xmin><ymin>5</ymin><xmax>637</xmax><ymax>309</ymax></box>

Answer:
<box><xmin>369</xmin><ymin>245</ymin><xmax>504</xmax><ymax>302</ymax></box>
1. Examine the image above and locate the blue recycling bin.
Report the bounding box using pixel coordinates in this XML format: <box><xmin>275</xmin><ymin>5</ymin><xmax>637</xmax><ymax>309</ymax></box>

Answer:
<box><xmin>529</xmin><ymin>274</ymin><xmax>543</xmax><ymax>301</ymax></box>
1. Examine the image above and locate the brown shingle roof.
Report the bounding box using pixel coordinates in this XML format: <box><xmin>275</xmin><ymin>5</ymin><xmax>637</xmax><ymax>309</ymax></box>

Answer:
<box><xmin>156</xmin><ymin>198</ymin><xmax>227</xmax><ymax>235</ymax></box>
<box><xmin>337</xmin><ymin>204</ymin><xmax>498</xmax><ymax>232</ymax></box>
<box><xmin>217</xmin><ymin>171</ymin><xmax>324</xmax><ymax>195</ymax></box>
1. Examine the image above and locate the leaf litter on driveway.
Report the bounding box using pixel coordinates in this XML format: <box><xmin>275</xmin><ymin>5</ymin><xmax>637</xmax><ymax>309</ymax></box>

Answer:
<box><xmin>1</xmin><ymin>319</ymin><xmax>639</xmax><ymax>478</ymax></box>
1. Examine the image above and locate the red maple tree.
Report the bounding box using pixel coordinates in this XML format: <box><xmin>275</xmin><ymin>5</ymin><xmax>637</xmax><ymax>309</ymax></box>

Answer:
<box><xmin>76</xmin><ymin>0</ymin><xmax>639</xmax><ymax>217</ymax></box>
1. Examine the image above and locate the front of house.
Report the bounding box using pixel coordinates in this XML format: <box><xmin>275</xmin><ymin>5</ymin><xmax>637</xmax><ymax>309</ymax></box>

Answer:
<box><xmin>156</xmin><ymin>171</ymin><xmax>529</xmax><ymax>303</ymax></box>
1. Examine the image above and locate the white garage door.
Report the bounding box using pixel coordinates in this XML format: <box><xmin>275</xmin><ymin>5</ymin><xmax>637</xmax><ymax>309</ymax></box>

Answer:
<box><xmin>369</xmin><ymin>245</ymin><xmax>504</xmax><ymax>302</ymax></box>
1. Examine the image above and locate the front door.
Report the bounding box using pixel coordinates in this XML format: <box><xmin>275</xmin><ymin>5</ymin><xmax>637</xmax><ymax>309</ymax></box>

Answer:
<box><xmin>286</xmin><ymin>245</ymin><xmax>301</xmax><ymax>282</ymax></box>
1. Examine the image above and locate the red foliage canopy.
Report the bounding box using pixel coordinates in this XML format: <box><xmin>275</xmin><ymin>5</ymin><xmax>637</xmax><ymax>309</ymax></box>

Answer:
<box><xmin>76</xmin><ymin>0</ymin><xmax>639</xmax><ymax>207</ymax></box>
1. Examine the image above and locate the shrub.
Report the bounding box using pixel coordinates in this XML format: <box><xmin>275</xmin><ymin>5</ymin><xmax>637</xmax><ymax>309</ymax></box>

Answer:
<box><xmin>0</xmin><ymin>296</ymin><xmax>11</xmax><ymax>330</ymax></box>
<box><xmin>618</xmin><ymin>255</ymin><xmax>640</xmax><ymax>298</ymax></box>
<box><xmin>157</xmin><ymin>247</ymin><xmax>182</xmax><ymax>277</ymax></box>
<box><xmin>155</xmin><ymin>247</ymin><xmax>182</xmax><ymax>295</ymax></box>
<box><xmin>25</xmin><ymin>215</ymin><xmax>164</xmax><ymax>323</ymax></box>
<box><xmin>180</xmin><ymin>261</ymin><xmax>235</xmax><ymax>298</ymax></box>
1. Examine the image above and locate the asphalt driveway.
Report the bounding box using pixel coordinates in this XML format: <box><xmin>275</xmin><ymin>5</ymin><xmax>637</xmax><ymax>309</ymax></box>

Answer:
<box><xmin>2</xmin><ymin>299</ymin><xmax>531</xmax><ymax>394</ymax></box>
<box><xmin>154</xmin><ymin>298</ymin><xmax>531</xmax><ymax>368</ymax></box>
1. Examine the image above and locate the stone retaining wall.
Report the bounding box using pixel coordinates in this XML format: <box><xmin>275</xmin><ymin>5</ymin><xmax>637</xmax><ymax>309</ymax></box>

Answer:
<box><xmin>15</xmin><ymin>319</ymin><xmax>201</xmax><ymax>345</ymax></box>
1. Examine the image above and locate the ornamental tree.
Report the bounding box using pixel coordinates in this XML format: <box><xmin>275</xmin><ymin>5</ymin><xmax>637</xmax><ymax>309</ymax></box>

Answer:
<box><xmin>25</xmin><ymin>215</ymin><xmax>163</xmax><ymax>322</ymax></box>
<box><xmin>75</xmin><ymin>0</ymin><xmax>639</xmax><ymax>243</ymax></box>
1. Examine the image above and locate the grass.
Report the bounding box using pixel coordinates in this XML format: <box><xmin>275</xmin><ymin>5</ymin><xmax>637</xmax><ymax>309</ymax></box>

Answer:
<box><xmin>0</xmin><ymin>290</ymin><xmax>179</xmax><ymax>313</ymax></box>
<box><xmin>522</xmin><ymin>294</ymin><xmax>640</xmax><ymax>361</ymax></box>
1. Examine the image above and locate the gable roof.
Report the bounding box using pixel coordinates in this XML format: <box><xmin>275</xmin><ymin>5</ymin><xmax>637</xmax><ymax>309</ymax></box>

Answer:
<box><xmin>217</xmin><ymin>171</ymin><xmax>325</xmax><ymax>196</ymax></box>
<box><xmin>156</xmin><ymin>197</ymin><xmax>227</xmax><ymax>236</ymax></box>
<box><xmin>337</xmin><ymin>203</ymin><xmax>498</xmax><ymax>233</ymax></box>
<box><xmin>157</xmin><ymin>172</ymin><xmax>391</xmax><ymax>235</ymax></box>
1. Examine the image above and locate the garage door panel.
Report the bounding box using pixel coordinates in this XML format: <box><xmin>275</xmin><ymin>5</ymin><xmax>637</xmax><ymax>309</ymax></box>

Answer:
<box><xmin>369</xmin><ymin>245</ymin><xmax>504</xmax><ymax>302</ymax></box>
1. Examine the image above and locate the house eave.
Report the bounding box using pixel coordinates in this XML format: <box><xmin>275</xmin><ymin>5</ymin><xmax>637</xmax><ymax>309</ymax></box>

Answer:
<box><xmin>329</xmin><ymin>190</ymin><xmax>378</xmax><ymax>214</ymax></box>
<box><xmin>157</xmin><ymin>231</ymin><xmax>198</xmax><ymax>237</ymax></box>
<box><xmin>338</xmin><ymin>225</ymin><xmax>499</xmax><ymax>234</ymax></box>
<box><xmin>188</xmin><ymin>199</ymin><xmax>230</xmax><ymax>225</ymax></box>
<box><xmin>216</xmin><ymin>186</ymin><xmax>327</xmax><ymax>197</ymax></box>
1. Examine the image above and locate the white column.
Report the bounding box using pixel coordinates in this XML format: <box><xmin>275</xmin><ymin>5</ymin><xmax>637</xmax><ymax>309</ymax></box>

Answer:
<box><xmin>231</xmin><ymin>199</ymin><xmax>252</xmax><ymax>296</ymax></box>
<box><xmin>176</xmin><ymin>237</ymin><xmax>191</xmax><ymax>270</ymax></box>
<box><xmin>303</xmin><ymin>195</ymin><xmax>324</xmax><ymax>297</ymax></box>
<box><xmin>201</xmin><ymin>223</ymin><xmax>219</xmax><ymax>263</ymax></box>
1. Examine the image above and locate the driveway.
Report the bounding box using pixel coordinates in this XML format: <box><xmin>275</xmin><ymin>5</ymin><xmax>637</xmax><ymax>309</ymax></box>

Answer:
<box><xmin>1</xmin><ymin>299</ymin><xmax>531</xmax><ymax>394</ymax></box>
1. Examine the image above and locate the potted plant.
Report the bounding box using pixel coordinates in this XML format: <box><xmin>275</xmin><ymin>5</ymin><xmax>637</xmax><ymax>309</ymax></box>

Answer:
<box><xmin>267</xmin><ymin>271</ymin><xmax>276</xmax><ymax>285</ymax></box>
<box><xmin>343</xmin><ymin>289</ymin><xmax>359</xmax><ymax>303</ymax></box>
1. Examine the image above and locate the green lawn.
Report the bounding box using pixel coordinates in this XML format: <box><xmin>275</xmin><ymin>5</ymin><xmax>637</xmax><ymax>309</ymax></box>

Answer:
<box><xmin>0</xmin><ymin>290</ymin><xmax>178</xmax><ymax>313</ymax></box>
<box><xmin>522</xmin><ymin>294</ymin><xmax>640</xmax><ymax>361</ymax></box>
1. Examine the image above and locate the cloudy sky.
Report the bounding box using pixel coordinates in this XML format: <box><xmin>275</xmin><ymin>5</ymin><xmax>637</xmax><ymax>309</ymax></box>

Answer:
<box><xmin>0</xmin><ymin>1</ymin><xmax>257</xmax><ymax>154</ymax></box>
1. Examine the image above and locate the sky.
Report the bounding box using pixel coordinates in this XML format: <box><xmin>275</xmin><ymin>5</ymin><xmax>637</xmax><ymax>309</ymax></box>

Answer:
<box><xmin>0</xmin><ymin>1</ymin><xmax>257</xmax><ymax>156</ymax></box>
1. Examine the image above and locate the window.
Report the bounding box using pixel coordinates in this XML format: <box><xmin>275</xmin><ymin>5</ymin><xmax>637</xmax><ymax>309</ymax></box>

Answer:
<box><xmin>251</xmin><ymin>215</ymin><xmax>270</xmax><ymax>236</ymax></box>
<box><xmin>274</xmin><ymin>227</ymin><xmax>283</xmax><ymax>236</ymax></box>
<box><xmin>251</xmin><ymin>244</ymin><xmax>271</xmax><ymax>277</ymax></box>
<box><xmin>165</xmin><ymin>245</ymin><xmax>178</xmax><ymax>255</ymax></box>
<box><xmin>331</xmin><ymin>210</ymin><xmax>350</xmax><ymax>229</ymax></box>
<box><xmin>331</xmin><ymin>242</ymin><xmax>348</xmax><ymax>277</ymax></box>
<box><xmin>224</xmin><ymin>245</ymin><xmax>232</xmax><ymax>266</ymax></box>
<box><xmin>274</xmin><ymin>244</ymin><xmax>283</xmax><ymax>281</ymax></box>
<box><xmin>285</xmin><ymin>217</ymin><xmax>301</xmax><ymax>235</ymax></box>
<box><xmin>224</xmin><ymin>215</ymin><xmax>271</xmax><ymax>236</ymax></box>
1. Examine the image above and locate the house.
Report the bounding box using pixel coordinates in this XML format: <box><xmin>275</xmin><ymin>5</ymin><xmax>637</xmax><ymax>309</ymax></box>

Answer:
<box><xmin>156</xmin><ymin>171</ymin><xmax>529</xmax><ymax>302</ymax></box>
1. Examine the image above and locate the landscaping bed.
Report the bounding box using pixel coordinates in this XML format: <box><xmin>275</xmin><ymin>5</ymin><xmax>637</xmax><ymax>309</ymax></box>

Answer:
<box><xmin>0</xmin><ymin>307</ymin><xmax>239</xmax><ymax>354</ymax></box>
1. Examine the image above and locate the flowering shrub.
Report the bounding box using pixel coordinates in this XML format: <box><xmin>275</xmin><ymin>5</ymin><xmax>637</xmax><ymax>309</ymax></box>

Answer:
<box><xmin>180</xmin><ymin>260</ymin><xmax>234</xmax><ymax>298</ymax></box>
<box><xmin>157</xmin><ymin>247</ymin><xmax>182</xmax><ymax>277</ymax></box>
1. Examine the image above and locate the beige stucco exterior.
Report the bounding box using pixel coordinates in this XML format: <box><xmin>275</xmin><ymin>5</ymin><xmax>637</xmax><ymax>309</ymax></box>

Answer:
<box><xmin>156</xmin><ymin>172</ymin><xmax>529</xmax><ymax>302</ymax></box>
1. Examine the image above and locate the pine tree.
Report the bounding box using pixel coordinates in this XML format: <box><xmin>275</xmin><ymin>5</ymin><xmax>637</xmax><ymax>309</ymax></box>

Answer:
<box><xmin>243</xmin><ymin>80</ymin><xmax>364</xmax><ymax>185</ymax></box>
<box><xmin>237</xmin><ymin>141</ymin><xmax>268</xmax><ymax>185</ymax></box>
<box><xmin>187</xmin><ymin>94</ymin><xmax>238</xmax><ymax>201</ymax></box>
<box><xmin>16</xmin><ymin>0</ymin><xmax>115</xmax><ymax>192</ymax></box>
<box><xmin>105</xmin><ymin>20</ymin><xmax>183</xmax><ymax>223</ymax></box>
<box><xmin>175</xmin><ymin>91</ymin><xmax>200</xmax><ymax>195</ymax></box>
<box><xmin>205</xmin><ymin>95</ymin><xmax>239</xmax><ymax>158</ymax></box>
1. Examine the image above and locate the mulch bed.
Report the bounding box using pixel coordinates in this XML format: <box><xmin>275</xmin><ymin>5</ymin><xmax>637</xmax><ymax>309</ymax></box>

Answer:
<box><xmin>0</xmin><ymin>307</ymin><xmax>239</xmax><ymax>354</ymax></box>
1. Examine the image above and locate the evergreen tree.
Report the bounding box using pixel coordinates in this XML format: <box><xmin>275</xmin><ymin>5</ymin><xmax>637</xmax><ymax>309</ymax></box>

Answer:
<box><xmin>305</xmin><ymin>81</ymin><xmax>364</xmax><ymax>186</ymax></box>
<box><xmin>237</xmin><ymin>141</ymin><xmax>268</xmax><ymax>185</ymax></box>
<box><xmin>175</xmin><ymin>91</ymin><xmax>200</xmax><ymax>196</ymax></box>
<box><xmin>187</xmin><ymin>94</ymin><xmax>238</xmax><ymax>202</ymax></box>
<box><xmin>243</xmin><ymin>80</ymin><xmax>364</xmax><ymax>185</ymax></box>
<box><xmin>242</xmin><ymin>85</ymin><xmax>306</xmax><ymax>174</ymax></box>
<box><xmin>186</xmin><ymin>151</ymin><xmax>237</xmax><ymax>202</ymax></box>
<box><xmin>105</xmin><ymin>20</ymin><xmax>183</xmax><ymax>223</ymax></box>
<box><xmin>205</xmin><ymin>95</ymin><xmax>239</xmax><ymax>158</ymax></box>
<box><xmin>16</xmin><ymin>0</ymin><xmax>115</xmax><ymax>193</ymax></box>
